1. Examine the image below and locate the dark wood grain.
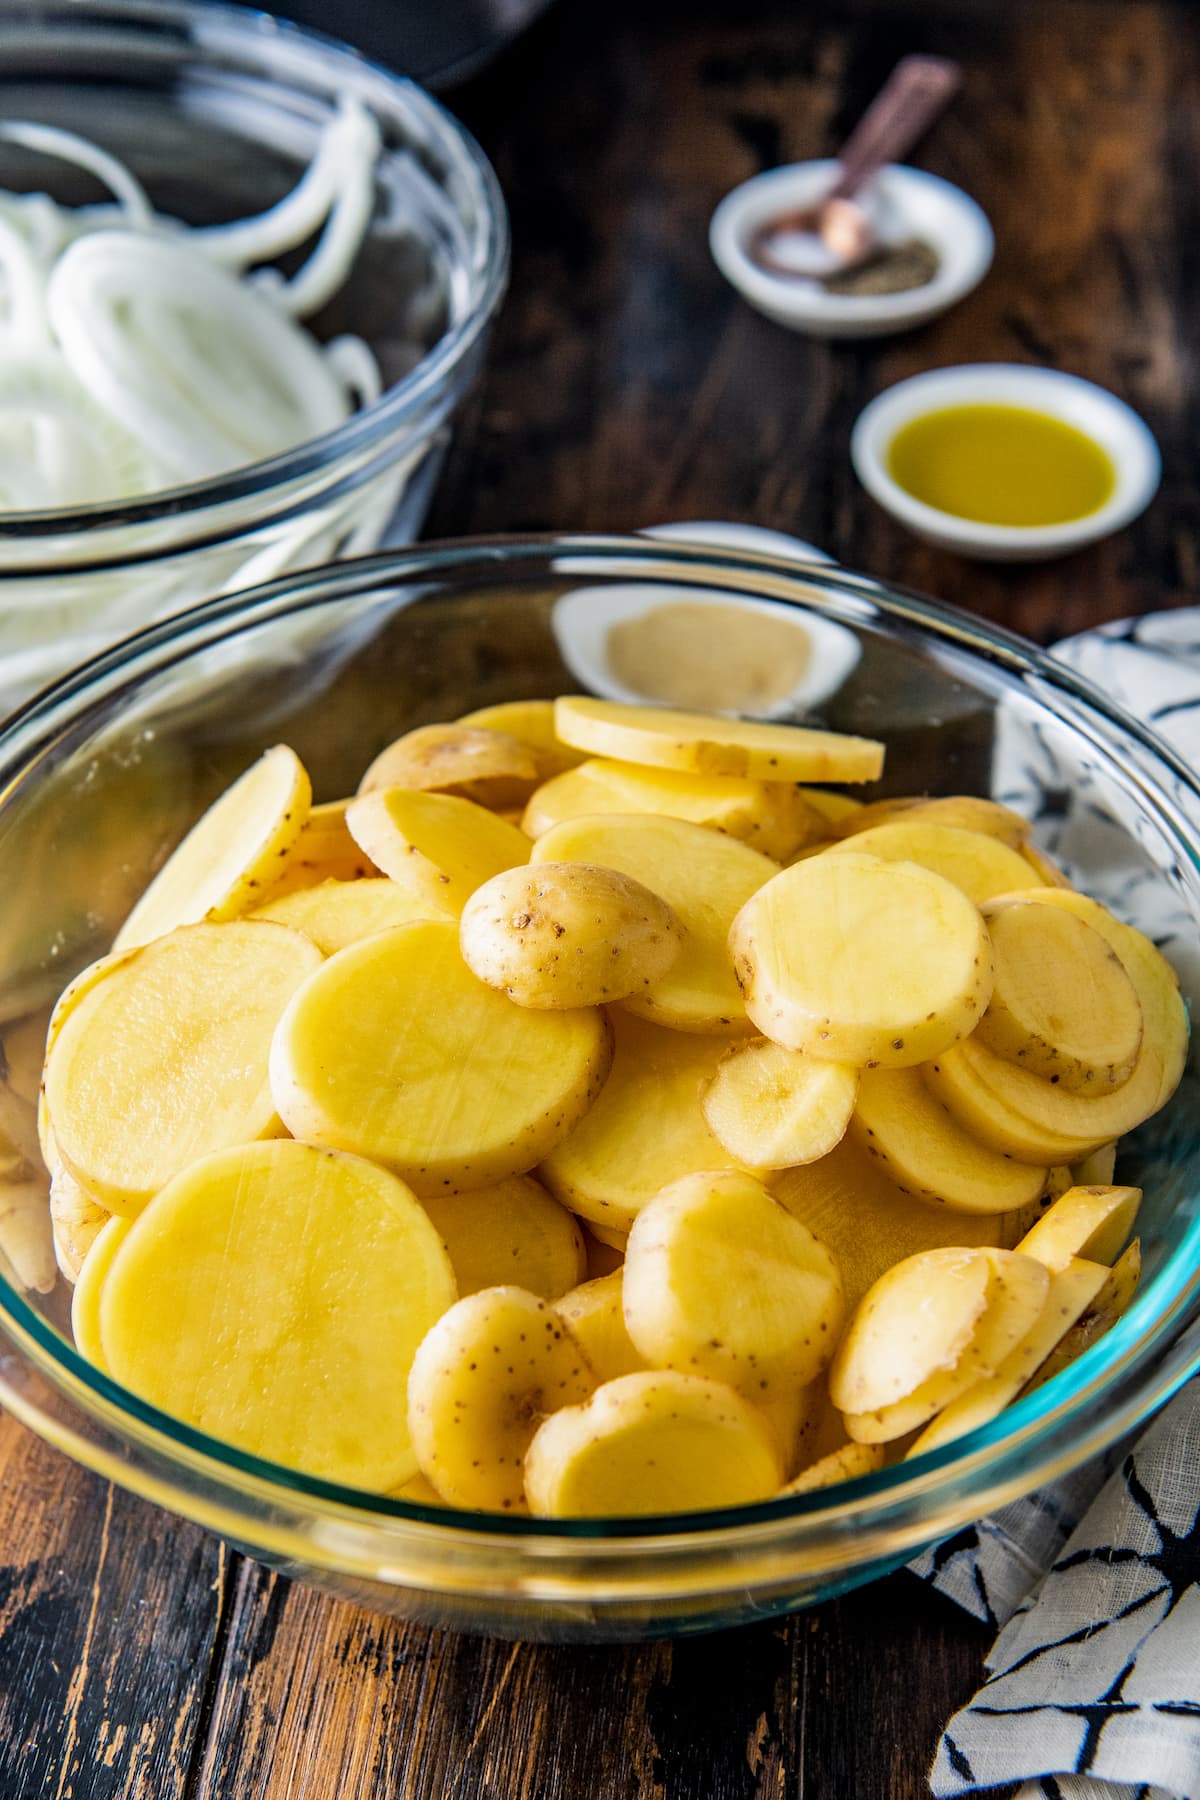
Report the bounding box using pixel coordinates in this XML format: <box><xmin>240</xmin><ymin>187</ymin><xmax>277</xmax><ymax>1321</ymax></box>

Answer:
<box><xmin>0</xmin><ymin>0</ymin><xmax>1193</xmax><ymax>1794</ymax></box>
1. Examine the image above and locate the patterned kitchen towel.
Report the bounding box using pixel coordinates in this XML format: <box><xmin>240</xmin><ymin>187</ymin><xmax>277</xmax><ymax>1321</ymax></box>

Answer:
<box><xmin>921</xmin><ymin>610</ymin><xmax>1200</xmax><ymax>1799</ymax></box>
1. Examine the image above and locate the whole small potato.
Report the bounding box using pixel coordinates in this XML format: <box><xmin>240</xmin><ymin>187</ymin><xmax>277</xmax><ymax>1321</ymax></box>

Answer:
<box><xmin>460</xmin><ymin>863</ymin><xmax>683</xmax><ymax>1009</ymax></box>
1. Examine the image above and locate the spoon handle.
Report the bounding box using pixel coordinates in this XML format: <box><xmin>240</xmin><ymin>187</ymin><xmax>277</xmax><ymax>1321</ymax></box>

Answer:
<box><xmin>829</xmin><ymin>55</ymin><xmax>962</xmax><ymax>200</ymax></box>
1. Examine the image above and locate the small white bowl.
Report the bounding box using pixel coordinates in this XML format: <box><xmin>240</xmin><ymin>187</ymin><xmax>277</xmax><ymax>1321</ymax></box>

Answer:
<box><xmin>709</xmin><ymin>161</ymin><xmax>993</xmax><ymax>340</ymax></box>
<box><xmin>850</xmin><ymin>364</ymin><xmax>1162</xmax><ymax>560</ymax></box>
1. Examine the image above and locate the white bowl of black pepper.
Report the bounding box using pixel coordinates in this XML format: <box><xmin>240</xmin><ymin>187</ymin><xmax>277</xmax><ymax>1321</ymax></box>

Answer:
<box><xmin>709</xmin><ymin>160</ymin><xmax>993</xmax><ymax>339</ymax></box>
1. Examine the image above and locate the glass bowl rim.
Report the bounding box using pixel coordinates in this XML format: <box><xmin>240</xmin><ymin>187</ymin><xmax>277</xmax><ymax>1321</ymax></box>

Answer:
<box><xmin>0</xmin><ymin>0</ymin><xmax>510</xmax><ymax>537</ymax></box>
<box><xmin>1</xmin><ymin>530</ymin><xmax>1198</xmax><ymax>1549</ymax></box>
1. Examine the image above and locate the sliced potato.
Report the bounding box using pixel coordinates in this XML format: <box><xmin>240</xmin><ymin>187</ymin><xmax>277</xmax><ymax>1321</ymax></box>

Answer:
<box><xmin>907</xmin><ymin>1255</ymin><xmax>1111</xmax><ymax>1456</ymax></box>
<box><xmin>419</xmin><ymin>1175</ymin><xmax>587</xmax><ymax>1300</ymax></box>
<box><xmin>584</xmin><ymin>1218</ymin><xmax>630</xmax><ymax>1255</ymax></box>
<box><xmin>257</xmin><ymin>799</ymin><xmax>378</xmax><ymax>903</ymax></box>
<box><xmin>359</xmin><ymin>723</ymin><xmax>541</xmax><ymax>809</ymax></box>
<box><xmin>2</xmin><ymin>1009</ymin><xmax>50</xmax><ymax>1107</ymax></box>
<box><xmin>270</xmin><ymin>920</ymin><xmax>612</xmax><ymax>1196</ymax></box>
<box><xmin>524</xmin><ymin>1369</ymin><xmax>784</xmax><ymax>1517</ymax></box>
<box><xmin>829</xmin><ymin>1246</ymin><xmax>993</xmax><ymax>1416</ymax></box>
<box><xmin>0</xmin><ymin>1173</ymin><xmax>56</xmax><ymax>1294</ymax></box>
<box><xmin>796</xmin><ymin>789</ymin><xmax>864</xmax><ymax>826</ymax></box>
<box><xmin>729</xmin><ymin>852</ymin><xmax>993</xmax><ymax>1068</ymax></box>
<box><xmin>538</xmin><ymin>1010</ymin><xmax>748</xmax><ymax>1232</ymax></box>
<box><xmin>923</xmin><ymin>1047</ymin><xmax>1101</xmax><ymax>1164</ymax></box>
<box><xmin>50</xmin><ymin>1159</ymin><xmax>110</xmax><ymax>1284</ymax></box>
<box><xmin>834</xmin><ymin>795</ymin><xmax>1028</xmax><ymax>848</ymax></box>
<box><xmin>825</xmin><ymin>820</ymin><xmax>1041</xmax><ymax>906</ymax></box>
<box><xmin>623</xmin><ymin>1171</ymin><xmax>844</xmax><ymax>1398</ymax></box>
<box><xmin>977</xmin><ymin>898</ymin><xmax>1143</xmax><ymax>1091</ymax></box>
<box><xmin>46</xmin><ymin>921</ymin><xmax>323</xmax><ymax>1216</ymax></box>
<box><xmin>533</xmin><ymin>812</ymin><xmax>778</xmax><ymax>1034</ymax></box>
<box><xmin>774</xmin><ymin>1133</ymin><xmax>1019</xmax><ymax>1315</ymax></box>
<box><xmin>837</xmin><ymin>1248</ymin><xmax>1050</xmax><ymax>1441</ymax></box>
<box><xmin>554</xmin><ymin>697</ymin><xmax>885</xmax><ymax>784</ymax></box>
<box><xmin>407</xmin><ymin>1285</ymin><xmax>593</xmax><ymax>1512</ymax></box>
<box><xmin>457</xmin><ymin>699</ymin><xmax>587</xmax><ymax>778</ymax></box>
<box><xmin>701</xmin><ymin>1040</ymin><xmax>858</xmax><ymax>1170</ymax></box>
<box><xmin>101</xmin><ymin>1139</ymin><xmax>456</xmax><ymax>1491</ymax></box>
<box><xmin>460</xmin><ymin>863</ymin><xmax>682</xmax><ymax>1009</ymax></box>
<box><xmin>345</xmin><ymin>788</ymin><xmax>530</xmax><ymax>917</ymax></box>
<box><xmin>850</xmin><ymin>1066</ymin><xmax>1048</xmax><ymax>1214</ymax></box>
<box><xmin>1026</xmin><ymin>1240</ymin><xmax>1141</xmax><ymax>1392</ymax></box>
<box><xmin>522</xmin><ymin>758</ymin><xmax>825</xmax><ymax>862</ymax></box>
<box><xmin>114</xmin><ymin>745</ymin><xmax>311</xmax><ymax>952</ymax></box>
<box><xmin>1015</xmin><ymin>1184</ymin><xmax>1141</xmax><ymax>1272</ymax></box>
<box><xmin>70</xmin><ymin>1213</ymin><xmax>131</xmax><ymax>1368</ymax></box>
<box><xmin>781</xmin><ymin>1442</ymin><xmax>885</xmax><ymax>1494</ymax></box>
<box><xmin>252</xmin><ymin>877</ymin><xmax>439</xmax><ymax>955</ymax></box>
<box><xmin>1022</xmin><ymin>843</ymin><xmax>1074</xmax><ymax>888</ymax></box>
<box><xmin>553</xmin><ymin>1270</ymin><xmax>647</xmax><ymax>1383</ymax></box>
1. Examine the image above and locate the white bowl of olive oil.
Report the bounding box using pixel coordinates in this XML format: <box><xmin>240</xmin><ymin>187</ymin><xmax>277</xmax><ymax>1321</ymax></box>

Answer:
<box><xmin>850</xmin><ymin>364</ymin><xmax>1161</xmax><ymax>560</ymax></box>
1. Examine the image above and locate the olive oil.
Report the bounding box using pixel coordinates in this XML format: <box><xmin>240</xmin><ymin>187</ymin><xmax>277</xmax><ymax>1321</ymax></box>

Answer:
<box><xmin>887</xmin><ymin>404</ymin><xmax>1116</xmax><ymax>527</ymax></box>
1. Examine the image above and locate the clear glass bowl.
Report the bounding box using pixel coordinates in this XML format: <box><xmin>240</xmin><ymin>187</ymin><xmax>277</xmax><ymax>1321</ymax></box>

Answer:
<box><xmin>0</xmin><ymin>536</ymin><xmax>1196</xmax><ymax>1643</ymax></box>
<box><xmin>0</xmin><ymin>0</ymin><xmax>508</xmax><ymax>711</ymax></box>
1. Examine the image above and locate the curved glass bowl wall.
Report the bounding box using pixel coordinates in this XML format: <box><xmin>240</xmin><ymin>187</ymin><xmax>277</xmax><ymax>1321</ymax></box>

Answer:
<box><xmin>0</xmin><ymin>0</ymin><xmax>508</xmax><ymax>710</ymax></box>
<box><xmin>0</xmin><ymin>537</ymin><xmax>1196</xmax><ymax>1643</ymax></box>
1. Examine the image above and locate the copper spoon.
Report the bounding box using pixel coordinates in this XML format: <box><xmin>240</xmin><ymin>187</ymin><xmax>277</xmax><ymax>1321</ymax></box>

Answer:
<box><xmin>748</xmin><ymin>55</ymin><xmax>962</xmax><ymax>279</ymax></box>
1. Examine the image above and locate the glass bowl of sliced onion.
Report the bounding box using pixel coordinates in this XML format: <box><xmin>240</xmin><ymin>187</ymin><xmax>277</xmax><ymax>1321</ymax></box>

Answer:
<box><xmin>0</xmin><ymin>0</ymin><xmax>508</xmax><ymax>712</ymax></box>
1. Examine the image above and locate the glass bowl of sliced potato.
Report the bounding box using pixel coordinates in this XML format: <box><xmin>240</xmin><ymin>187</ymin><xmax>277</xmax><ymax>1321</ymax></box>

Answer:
<box><xmin>0</xmin><ymin>533</ymin><xmax>1197</xmax><ymax>1642</ymax></box>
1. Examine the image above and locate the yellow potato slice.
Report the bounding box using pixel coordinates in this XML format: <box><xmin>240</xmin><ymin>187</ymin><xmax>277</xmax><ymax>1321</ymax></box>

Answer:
<box><xmin>553</xmin><ymin>1269</ymin><xmax>647</xmax><ymax>1383</ymax></box>
<box><xmin>114</xmin><ymin>745</ymin><xmax>311</xmax><ymax>952</ymax></box>
<box><xmin>554</xmin><ymin>697</ymin><xmax>885</xmax><ymax>784</ymax></box>
<box><xmin>931</xmin><ymin>918</ymin><xmax>1184</xmax><ymax>1156</ymax></box>
<box><xmin>1016</xmin><ymin>1184</ymin><xmax>1141</xmax><ymax>1272</ymax></box>
<box><xmin>359</xmin><ymin>724</ymin><xmax>541</xmax><ymax>810</ymax></box>
<box><xmin>392</xmin><ymin>1472</ymin><xmax>445</xmax><ymax>1506</ymax></box>
<box><xmin>407</xmin><ymin>1285</ymin><xmax>593</xmax><ymax>1512</ymax></box>
<box><xmin>70</xmin><ymin>1214</ymin><xmax>131</xmax><ymax>1369</ymax></box>
<box><xmin>729</xmin><ymin>853</ymin><xmax>993</xmax><ymax>1067</ymax></box>
<box><xmin>781</xmin><ymin>1442</ymin><xmax>885</xmax><ymax>1494</ymax></box>
<box><xmin>995</xmin><ymin>888</ymin><xmax>1187</xmax><ymax>1110</ymax></box>
<box><xmin>850</xmin><ymin>1066</ymin><xmax>1048</xmax><ymax>1214</ymax></box>
<box><xmin>522</xmin><ymin>758</ymin><xmax>824</xmax><ymax>862</ymax></box>
<box><xmin>977</xmin><ymin>899</ymin><xmax>1143</xmax><ymax>1091</ymax></box>
<box><xmin>50</xmin><ymin>1159</ymin><xmax>110</xmax><ymax>1284</ymax></box>
<box><xmin>623</xmin><ymin>1171</ymin><xmax>844</xmax><ymax>1398</ymax></box>
<box><xmin>270</xmin><ymin>920</ymin><xmax>612</xmax><ymax>1196</ymax></box>
<box><xmin>2</xmin><ymin>1009</ymin><xmax>49</xmax><ymax>1107</ymax></box>
<box><xmin>1022</xmin><ymin>843</ymin><xmax>1074</xmax><ymax>888</ymax></box>
<box><xmin>533</xmin><ymin>813</ymin><xmax>778</xmax><ymax>1034</ymax></box>
<box><xmin>524</xmin><ymin>1369</ymin><xmax>784</xmax><ymax>1517</ymax></box>
<box><xmin>257</xmin><ymin>799</ymin><xmax>378</xmax><ymax>903</ymax></box>
<box><xmin>459</xmin><ymin>863</ymin><xmax>682</xmax><ymax>1009</ymax></box>
<box><xmin>101</xmin><ymin>1139</ymin><xmax>456</xmax><ymax>1490</ymax></box>
<box><xmin>838</xmin><ymin>1248</ymin><xmax>1051</xmax><ymax>1441</ymax></box>
<box><xmin>701</xmin><ymin>1040</ymin><xmax>858</xmax><ymax>1170</ymax></box>
<box><xmin>923</xmin><ymin>1048</ymin><xmax>1101</xmax><ymax>1164</ymax></box>
<box><xmin>420</xmin><ymin>1175</ymin><xmax>587</xmax><ymax>1300</ymax></box>
<box><xmin>457</xmin><ymin>699</ymin><xmax>587</xmax><ymax>778</ymax></box>
<box><xmin>907</xmin><ymin>1256</ymin><xmax>1111</xmax><ymax>1456</ymax></box>
<box><xmin>0</xmin><ymin>1172</ymin><xmax>55</xmax><ymax>1294</ymax></box>
<box><xmin>1026</xmin><ymin>1240</ymin><xmax>1141</xmax><ymax>1392</ymax></box>
<box><xmin>834</xmin><ymin>795</ymin><xmax>1029</xmax><ymax>848</ymax></box>
<box><xmin>829</xmin><ymin>1246</ymin><xmax>993</xmax><ymax>1416</ymax></box>
<box><xmin>538</xmin><ymin>1010</ymin><xmax>748</xmax><ymax>1232</ymax></box>
<box><xmin>774</xmin><ymin>1133</ymin><xmax>1019</xmax><ymax>1315</ymax></box>
<box><xmin>252</xmin><ymin>877</ymin><xmax>439</xmax><ymax>955</ymax></box>
<box><xmin>825</xmin><ymin>821</ymin><xmax>1041</xmax><ymax>906</ymax></box>
<box><xmin>345</xmin><ymin>788</ymin><xmax>530</xmax><ymax>917</ymax></box>
<box><xmin>46</xmin><ymin>921</ymin><xmax>323</xmax><ymax>1216</ymax></box>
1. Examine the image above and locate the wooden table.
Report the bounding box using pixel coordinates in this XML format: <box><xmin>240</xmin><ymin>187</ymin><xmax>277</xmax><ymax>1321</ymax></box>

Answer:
<box><xmin>1</xmin><ymin>0</ymin><xmax>1193</xmax><ymax>1794</ymax></box>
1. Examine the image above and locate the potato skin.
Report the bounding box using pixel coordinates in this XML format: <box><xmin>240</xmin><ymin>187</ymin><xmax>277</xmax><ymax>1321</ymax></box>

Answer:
<box><xmin>460</xmin><ymin>863</ymin><xmax>683</xmax><ymax>1009</ymax></box>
